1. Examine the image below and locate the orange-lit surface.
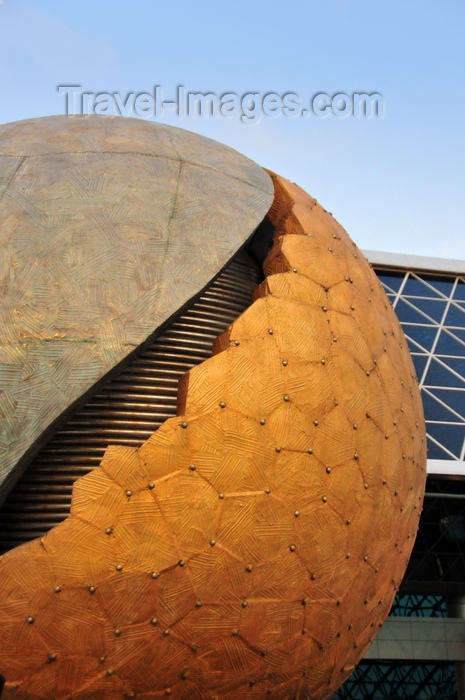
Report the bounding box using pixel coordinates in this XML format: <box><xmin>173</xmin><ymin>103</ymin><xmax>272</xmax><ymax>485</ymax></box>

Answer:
<box><xmin>0</xmin><ymin>173</ymin><xmax>426</xmax><ymax>699</ymax></box>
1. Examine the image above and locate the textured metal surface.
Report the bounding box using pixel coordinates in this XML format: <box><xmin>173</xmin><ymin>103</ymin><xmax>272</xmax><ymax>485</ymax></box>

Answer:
<box><xmin>0</xmin><ymin>115</ymin><xmax>273</xmax><ymax>502</ymax></box>
<box><xmin>0</xmin><ymin>250</ymin><xmax>262</xmax><ymax>552</ymax></box>
<box><xmin>0</xmin><ymin>172</ymin><xmax>426</xmax><ymax>700</ymax></box>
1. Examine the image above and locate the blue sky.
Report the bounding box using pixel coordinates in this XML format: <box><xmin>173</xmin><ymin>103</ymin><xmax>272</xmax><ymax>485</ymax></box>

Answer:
<box><xmin>1</xmin><ymin>0</ymin><xmax>464</xmax><ymax>259</ymax></box>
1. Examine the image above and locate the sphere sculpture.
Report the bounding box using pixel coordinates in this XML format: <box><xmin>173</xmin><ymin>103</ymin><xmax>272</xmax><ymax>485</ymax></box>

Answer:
<box><xmin>0</xmin><ymin>116</ymin><xmax>426</xmax><ymax>700</ymax></box>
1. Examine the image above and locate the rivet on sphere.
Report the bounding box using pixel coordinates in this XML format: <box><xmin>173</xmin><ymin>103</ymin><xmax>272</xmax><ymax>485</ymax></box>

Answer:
<box><xmin>180</xmin><ymin>421</ymin><xmax>188</xmax><ymax>429</ymax></box>
<box><xmin>322</xmin><ymin>496</ymin><xmax>328</xmax><ymax>503</ymax></box>
<box><xmin>179</xmin><ymin>560</ymin><xmax>185</xmax><ymax>567</ymax></box>
<box><xmin>346</xmin><ymin>553</ymin><xmax>351</xmax><ymax>559</ymax></box>
<box><xmin>210</xmin><ymin>539</ymin><xmax>216</xmax><ymax>546</ymax></box>
<box><xmin>301</xmin><ymin>598</ymin><xmax>307</xmax><ymax>606</ymax></box>
<box><xmin>219</xmin><ymin>493</ymin><xmax>225</xmax><ymax>499</ymax></box>
<box><xmin>163</xmin><ymin>629</ymin><xmax>170</xmax><ymax>636</ymax></box>
<box><xmin>308</xmin><ymin>448</ymin><xmax>313</xmax><ymax>454</ymax></box>
<box><xmin>346</xmin><ymin>519</ymin><xmax>351</xmax><ymax>525</ymax></box>
<box><xmin>107</xmin><ymin>669</ymin><xmax>114</xmax><ymax>677</ymax></box>
<box><xmin>282</xmin><ymin>360</ymin><xmax>288</xmax><ymax>366</ymax></box>
<box><xmin>242</xmin><ymin>600</ymin><xmax>248</xmax><ymax>608</ymax></box>
<box><xmin>366</xmin><ymin>412</ymin><xmax>371</xmax><ymax>418</ymax></box>
<box><xmin>189</xmin><ymin>464</ymin><xmax>196</xmax><ymax>471</ymax></box>
<box><xmin>260</xmin><ymin>418</ymin><xmax>266</xmax><ymax>425</ymax></box>
<box><xmin>264</xmin><ymin>488</ymin><xmax>270</xmax><ymax>494</ymax></box>
<box><xmin>366</xmin><ymin>371</ymin><xmax>370</xmax><ymax>376</ymax></box>
<box><xmin>322</xmin><ymin>306</ymin><xmax>328</xmax><ymax>312</ymax></box>
<box><xmin>321</xmin><ymin>359</ymin><xmax>326</xmax><ymax>365</ymax></box>
<box><xmin>326</xmin><ymin>466</ymin><xmax>331</xmax><ymax>474</ymax></box>
<box><xmin>125</xmin><ymin>490</ymin><xmax>132</xmax><ymax>498</ymax></box>
<box><xmin>246</xmin><ymin>564</ymin><xmax>253</xmax><ymax>572</ymax></box>
<box><xmin>151</xmin><ymin>618</ymin><xmax>158</xmax><ymax>626</ymax></box>
<box><xmin>48</xmin><ymin>653</ymin><xmax>57</xmax><ymax>663</ymax></box>
<box><xmin>219</xmin><ymin>401</ymin><xmax>226</xmax><ymax>408</ymax></box>
<box><xmin>88</xmin><ymin>586</ymin><xmax>96</xmax><ymax>594</ymax></box>
<box><xmin>196</xmin><ymin>601</ymin><xmax>202</xmax><ymax>608</ymax></box>
<box><xmin>364</xmin><ymin>555</ymin><xmax>368</xmax><ymax>562</ymax></box>
<box><xmin>290</xmin><ymin>544</ymin><xmax>296</xmax><ymax>552</ymax></box>
<box><xmin>27</xmin><ymin>616</ymin><xmax>34</xmax><ymax>624</ymax></box>
<box><xmin>261</xmin><ymin>650</ymin><xmax>267</xmax><ymax>657</ymax></box>
<box><xmin>314</xmin><ymin>420</ymin><xmax>319</xmax><ymax>427</ymax></box>
<box><xmin>275</xmin><ymin>446</ymin><xmax>282</xmax><ymax>453</ymax></box>
<box><xmin>105</xmin><ymin>527</ymin><xmax>113</xmax><ymax>535</ymax></box>
<box><xmin>283</xmin><ymin>394</ymin><xmax>290</xmax><ymax>402</ymax></box>
<box><xmin>99</xmin><ymin>656</ymin><xmax>106</xmax><ymax>664</ymax></box>
<box><xmin>148</xmin><ymin>482</ymin><xmax>155</xmax><ymax>489</ymax></box>
<box><xmin>151</xmin><ymin>571</ymin><xmax>159</xmax><ymax>579</ymax></box>
<box><xmin>353</xmin><ymin>424</ymin><xmax>358</xmax><ymax>430</ymax></box>
<box><xmin>364</xmin><ymin>483</ymin><xmax>369</xmax><ymax>490</ymax></box>
<box><xmin>294</xmin><ymin>510</ymin><xmax>300</xmax><ymax>517</ymax></box>
<box><xmin>115</xmin><ymin>628</ymin><xmax>121</xmax><ymax>637</ymax></box>
<box><xmin>268</xmin><ymin>329</ymin><xmax>274</xmax><ymax>335</ymax></box>
<box><xmin>191</xmin><ymin>645</ymin><xmax>198</xmax><ymax>652</ymax></box>
<box><xmin>354</xmin><ymin>453</ymin><xmax>359</xmax><ymax>460</ymax></box>
<box><xmin>311</xmin><ymin>573</ymin><xmax>317</xmax><ymax>580</ymax></box>
<box><xmin>54</xmin><ymin>586</ymin><xmax>61</xmax><ymax>593</ymax></box>
<box><xmin>116</xmin><ymin>565</ymin><xmax>123</xmax><ymax>572</ymax></box>
<box><xmin>232</xmin><ymin>629</ymin><xmax>238</xmax><ymax>636</ymax></box>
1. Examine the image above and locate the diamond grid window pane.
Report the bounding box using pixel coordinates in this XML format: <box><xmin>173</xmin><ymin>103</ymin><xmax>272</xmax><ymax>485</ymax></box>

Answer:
<box><xmin>375</xmin><ymin>267</ymin><xmax>465</xmax><ymax>463</ymax></box>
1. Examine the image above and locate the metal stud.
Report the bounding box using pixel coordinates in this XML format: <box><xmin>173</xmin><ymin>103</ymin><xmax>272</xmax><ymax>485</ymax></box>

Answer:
<box><xmin>245</xmin><ymin>564</ymin><xmax>253</xmax><ymax>572</ymax></box>
<box><xmin>88</xmin><ymin>586</ymin><xmax>96</xmax><ymax>594</ymax></box>
<box><xmin>234</xmin><ymin>339</ymin><xmax>240</xmax><ymax>346</ymax></box>
<box><xmin>326</xmin><ymin>467</ymin><xmax>331</xmax><ymax>474</ymax></box>
<box><xmin>353</xmin><ymin>424</ymin><xmax>358</xmax><ymax>430</ymax></box>
<box><xmin>314</xmin><ymin>420</ymin><xmax>319</xmax><ymax>426</ymax></box>
<box><xmin>125</xmin><ymin>490</ymin><xmax>132</xmax><ymax>498</ymax></box>
<box><xmin>54</xmin><ymin>586</ymin><xmax>61</xmax><ymax>593</ymax></box>
<box><xmin>27</xmin><ymin>616</ymin><xmax>34</xmax><ymax>624</ymax></box>
<box><xmin>196</xmin><ymin>601</ymin><xmax>202</xmax><ymax>608</ymax></box>
<box><xmin>219</xmin><ymin>401</ymin><xmax>226</xmax><ymax>408</ymax></box>
<box><xmin>49</xmin><ymin>653</ymin><xmax>57</xmax><ymax>663</ymax></box>
<box><xmin>322</xmin><ymin>496</ymin><xmax>327</xmax><ymax>503</ymax></box>
<box><xmin>264</xmin><ymin>488</ymin><xmax>270</xmax><ymax>494</ymax></box>
<box><xmin>290</xmin><ymin>544</ymin><xmax>296</xmax><ymax>552</ymax></box>
<box><xmin>151</xmin><ymin>571</ymin><xmax>159</xmax><ymax>579</ymax></box>
<box><xmin>189</xmin><ymin>464</ymin><xmax>196</xmax><ymax>471</ymax></box>
<box><xmin>275</xmin><ymin>446</ymin><xmax>282</xmax><ymax>453</ymax></box>
<box><xmin>151</xmin><ymin>618</ymin><xmax>158</xmax><ymax>625</ymax></box>
<box><xmin>354</xmin><ymin>453</ymin><xmax>359</xmax><ymax>460</ymax></box>
<box><xmin>294</xmin><ymin>510</ymin><xmax>300</xmax><ymax>517</ymax></box>
<box><xmin>116</xmin><ymin>565</ymin><xmax>123</xmax><ymax>572</ymax></box>
<box><xmin>322</xmin><ymin>306</ymin><xmax>328</xmax><ymax>312</ymax></box>
<box><xmin>260</xmin><ymin>418</ymin><xmax>266</xmax><ymax>425</ymax></box>
<box><xmin>242</xmin><ymin>600</ymin><xmax>248</xmax><ymax>608</ymax></box>
<box><xmin>148</xmin><ymin>482</ymin><xmax>155</xmax><ymax>489</ymax></box>
<box><xmin>180</xmin><ymin>421</ymin><xmax>188</xmax><ymax>429</ymax></box>
<box><xmin>283</xmin><ymin>394</ymin><xmax>290</xmax><ymax>402</ymax></box>
<box><xmin>321</xmin><ymin>359</ymin><xmax>326</xmax><ymax>365</ymax></box>
<box><xmin>346</xmin><ymin>519</ymin><xmax>351</xmax><ymax>525</ymax></box>
<box><xmin>163</xmin><ymin>629</ymin><xmax>170</xmax><ymax>636</ymax></box>
<box><xmin>178</xmin><ymin>560</ymin><xmax>185</xmax><ymax>567</ymax></box>
<box><xmin>219</xmin><ymin>493</ymin><xmax>225</xmax><ymax>499</ymax></box>
<box><xmin>268</xmin><ymin>329</ymin><xmax>274</xmax><ymax>335</ymax></box>
<box><xmin>107</xmin><ymin>669</ymin><xmax>114</xmax><ymax>676</ymax></box>
<box><xmin>115</xmin><ymin>628</ymin><xmax>121</xmax><ymax>637</ymax></box>
<box><xmin>105</xmin><ymin>527</ymin><xmax>113</xmax><ymax>535</ymax></box>
<box><xmin>311</xmin><ymin>573</ymin><xmax>317</xmax><ymax>580</ymax></box>
<box><xmin>210</xmin><ymin>539</ymin><xmax>216</xmax><ymax>547</ymax></box>
<box><xmin>99</xmin><ymin>656</ymin><xmax>106</xmax><ymax>664</ymax></box>
<box><xmin>232</xmin><ymin>629</ymin><xmax>238</xmax><ymax>636</ymax></box>
<box><xmin>282</xmin><ymin>360</ymin><xmax>288</xmax><ymax>366</ymax></box>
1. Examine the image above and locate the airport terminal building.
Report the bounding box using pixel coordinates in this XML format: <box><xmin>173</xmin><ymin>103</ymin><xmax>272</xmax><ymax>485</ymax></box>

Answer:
<box><xmin>333</xmin><ymin>251</ymin><xmax>465</xmax><ymax>700</ymax></box>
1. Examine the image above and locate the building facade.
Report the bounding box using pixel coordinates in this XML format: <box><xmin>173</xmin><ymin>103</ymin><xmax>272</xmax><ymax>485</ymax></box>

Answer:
<box><xmin>333</xmin><ymin>251</ymin><xmax>465</xmax><ymax>700</ymax></box>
